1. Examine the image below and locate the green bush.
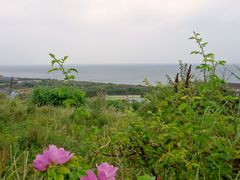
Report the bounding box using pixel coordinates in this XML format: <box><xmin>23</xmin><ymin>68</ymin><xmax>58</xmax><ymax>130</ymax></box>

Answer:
<box><xmin>2</xmin><ymin>33</ymin><xmax>240</xmax><ymax>179</ymax></box>
<box><xmin>106</xmin><ymin>99</ymin><xmax>129</xmax><ymax>111</ymax></box>
<box><xmin>32</xmin><ymin>86</ymin><xmax>85</xmax><ymax>107</ymax></box>
<box><xmin>1</xmin><ymin>80</ymin><xmax>240</xmax><ymax>179</ymax></box>
<box><xmin>87</xmin><ymin>78</ymin><xmax>240</xmax><ymax>179</ymax></box>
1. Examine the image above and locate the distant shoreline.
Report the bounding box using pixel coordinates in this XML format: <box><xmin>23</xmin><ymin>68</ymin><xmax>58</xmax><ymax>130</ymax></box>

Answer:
<box><xmin>1</xmin><ymin>75</ymin><xmax>239</xmax><ymax>88</ymax></box>
<box><xmin>0</xmin><ymin>75</ymin><xmax>239</xmax><ymax>98</ymax></box>
<box><xmin>0</xmin><ymin>76</ymin><xmax>144</xmax><ymax>86</ymax></box>
<box><xmin>0</xmin><ymin>76</ymin><xmax>149</xmax><ymax>97</ymax></box>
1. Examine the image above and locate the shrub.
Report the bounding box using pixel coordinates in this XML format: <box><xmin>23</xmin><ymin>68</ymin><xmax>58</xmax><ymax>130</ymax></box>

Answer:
<box><xmin>2</xmin><ymin>32</ymin><xmax>240</xmax><ymax>179</ymax></box>
<box><xmin>106</xmin><ymin>99</ymin><xmax>128</xmax><ymax>111</ymax></box>
<box><xmin>32</xmin><ymin>86</ymin><xmax>85</xmax><ymax>107</ymax></box>
<box><xmin>90</xmin><ymin>79</ymin><xmax>240</xmax><ymax>179</ymax></box>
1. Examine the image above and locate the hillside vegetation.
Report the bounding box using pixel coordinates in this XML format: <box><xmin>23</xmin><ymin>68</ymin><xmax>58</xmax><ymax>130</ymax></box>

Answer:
<box><xmin>0</xmin><ymin>32</ymin><xmax>240</xmax><ymax>179</ymax></box>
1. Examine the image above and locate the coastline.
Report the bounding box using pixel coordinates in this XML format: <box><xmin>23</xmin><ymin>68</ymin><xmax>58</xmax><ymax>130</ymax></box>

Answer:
<box><xmin>0</xmin><ymin>76</ymin><xmax>149</xmax><ymax>97</ymax></box>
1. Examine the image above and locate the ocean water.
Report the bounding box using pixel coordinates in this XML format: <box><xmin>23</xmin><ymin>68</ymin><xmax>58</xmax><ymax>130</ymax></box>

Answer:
<box><xmin>0</xmin><ymin>64</ymin><xmax>239</xmax><ymax>85</ymax></box>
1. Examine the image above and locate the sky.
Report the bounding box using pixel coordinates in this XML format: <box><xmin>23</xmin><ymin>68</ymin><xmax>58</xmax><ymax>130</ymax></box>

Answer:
<box><xmin>0</xmin><ymin>0</ymin><xmax>240</xmax><ymax>65</ymax></box>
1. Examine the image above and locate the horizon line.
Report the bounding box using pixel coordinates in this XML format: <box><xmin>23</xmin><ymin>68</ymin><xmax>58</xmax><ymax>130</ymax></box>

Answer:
<box><xmin>1</xmin><ymin>63</ymin><xmax>240</xmax><ymax>66</ymax></box>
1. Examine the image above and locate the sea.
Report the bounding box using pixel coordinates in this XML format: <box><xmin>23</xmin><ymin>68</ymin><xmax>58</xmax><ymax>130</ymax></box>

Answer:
<box><xmin>0</xmin><ymin>64</ymin><xmax>239</xmax><ymax>85</ymax></box>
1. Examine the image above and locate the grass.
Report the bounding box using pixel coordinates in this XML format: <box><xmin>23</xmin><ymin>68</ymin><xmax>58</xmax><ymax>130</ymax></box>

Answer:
<box><xmin>0</xmin><ymin>76</ymin><xmax>239</xmax><ymax>179</ymax></box>
<box><xmin>106</xmin><ymin>95</ymin><xmax>141</xmax><ymax>100</ymax></box>
<box><xmin>1</xmin><ymin>32</ymin><xmax>240</xmax><ymax>178</ymax></box>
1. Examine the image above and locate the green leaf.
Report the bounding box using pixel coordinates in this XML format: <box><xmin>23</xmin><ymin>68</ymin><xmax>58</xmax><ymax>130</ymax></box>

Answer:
<box><xmin>67</xmin><ymin>75</ymin><xmax>76</xmax><ymax>80</ymax></box>
<box><xmin>47</xmin><ymin>167</ymin><xmax>56</xmax><ymax>177</ymax></box>
<box><xmin>65</xmin><ymin>156</ymin><xmax>79</xmax><ymax>167</ymax></box>
<box><xmin>193</xmin><ymin>96</ymin><xmax>201</xmax><ymax>100</ymax></box>
<box><xmin>205</xmin><ymin>53</ymin><xmax>215</xmax><ymax>59</ymax></box>
<box><xmin>201</xmin><ymin>42</ymin><xmax>208</xmax><ymax>47</ymax></box>
<box><xmin>67</xmin><ymin>68</ymin><xmax>78</xmax><ymax>73</ymax></box>
<box><xmin>191</xmin><ymin>51</ymin><xmax>201</xmax><ymax>55</ymax></box>
<box><xmin>63</xmin><ymin>56</ymin><xmax>68</xmax><ymax>61</ymax></box>
<box><xmin>218</xmin><ymin>60</ymin><xmax>226</xmax><ymax>65</ymax></box>
<box><xmin>57</xmin><ymin>166</ymin><xmax>70</xmax><ymax>174</ymax></box>
<box><xmin>48</xmin><ymin>68</ymin><xmax>60</xmax><ymax>73</ymax></box>
<box><xmin>54</xmin><ymin>173</ymin><xmax>64</xmax><ymax>180</ymax></box>
<box><xmin>49</xmin><ymin>53</ymin><xmax>55</xmax><ymax>59</ymax></box>
<box><xmin>178</xmin><ymin>103</ymin><xmax>188</xmax><ymax>112</ymax></box>
<box><xmin>51</xmin><ymin>60</ymin><xmax>58</xmax><ymax>66</ymax></box>
<box><xmin>197</xmin><ymin>38</ymin><xmax>202</xmax><ymax>42</ymax></box>
<box><xmin>206</xmin><ymin>59</ymin><xmax>215</xmax><ymax>63</ymax></box>
<box><xmin>137</xmin><ymin>174</ymin><xmax>155</xmax><ymax>180</ymax></box>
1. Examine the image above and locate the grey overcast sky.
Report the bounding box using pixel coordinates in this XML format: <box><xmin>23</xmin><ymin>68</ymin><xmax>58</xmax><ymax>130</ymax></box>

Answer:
<box><xmin>0</xmin><ymin>0</ymin><xmax>240</xmax><ymax>65</ymax></box>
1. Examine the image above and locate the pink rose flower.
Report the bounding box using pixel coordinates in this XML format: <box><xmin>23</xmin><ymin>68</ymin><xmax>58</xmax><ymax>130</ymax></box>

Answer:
<box><xmin>33</xmin><ymin>145</ymin><xmax>73</xmax><ymax>172</ymax></box>
<box><xmin>81</xmin><ymin>162</ymin><xmax>118</xmax><ymax>180</ymax></box>
<box><xmin>81</xmin><ymin>170</ymin><xmax>98</xmax><ymax>180</ymax></box>
<box><xmin>33</xmin><ymin>154</ymin><xmax>50</xmax><ymax>171</ymax></box>
<box><xmin>97</xmin><ymin>162</ymin><xmax>118</xmax><ymax>180</ymax></box>
<box><xmin>43</xmin><ymin>145</ymin><xmax>72</xmax><ymax>164</ymax></box>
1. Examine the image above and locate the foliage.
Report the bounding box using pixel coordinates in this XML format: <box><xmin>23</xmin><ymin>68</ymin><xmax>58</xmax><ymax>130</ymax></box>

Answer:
<box><xmin>5</xmin><ymin>78</ymin><xmax>148</xmax><ymax>98</ymax></box>
<box><xmin>1</xmin><ymin>32</ymin><xmax>240</xmax><ymax>179</ymax></box>
<box><xmin>89</xmin><ymin>77</ymin><xmax>239</xmax><ymax>179</ymax></box>
<box><xmin>106</xmin><ymin>99</ymin><xmax>129</xmax><ymax>111</ymax></box>
<box><xmin>76</xmin><ymin>82</ymin><xmax>147</xmax><ymax>97</ymax></box>
<box><xmin>2</xmin><ymin>80</ymin><xmax>240</xmax><ymax>179</ymax></box>
<box><xmin>189</xmin><ymin>31</ymin><xmax>226</xmax><ymax>82</ymax></box>
<box><xmin>32</xmin><ymin>86</ymin><xmax>85</xmax><ymax>107</ymax></box>
<box><xmin>0</xmin><ymin>94</ymin><xmax>126</xmax><ymax>178</ymax></box>
<box><xmin>166</xmin><ymin>60</ymin><xmax>193</xmax><ymax>93</ymax></box>
<box><xmin>48</xmin><ymin>53</ymin><xmax>78</xmax><ymax>82</ymax></box>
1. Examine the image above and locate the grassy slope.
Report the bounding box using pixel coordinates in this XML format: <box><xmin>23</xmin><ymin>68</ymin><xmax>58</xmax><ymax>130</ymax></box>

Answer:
<box><xmin>0</xmin><ymin>79</ymin><xmax>240</xmax><ymax>179</ymax></box>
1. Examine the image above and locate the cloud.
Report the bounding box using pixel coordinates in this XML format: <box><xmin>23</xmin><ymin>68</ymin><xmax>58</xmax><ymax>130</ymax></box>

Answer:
<box><xmin>0</xmin><ymin>0</ymin><xmax>209</xmax><ymax>26</ymax></box>
<box><xmin>0</xmin><ymin>0</ymin><xmax>239</xmax><ymax>65</ymax></box>
<box><xmin>77</xmin><ymin>0</ymin><xmax>207</xmax><ymax>24</ymax></box>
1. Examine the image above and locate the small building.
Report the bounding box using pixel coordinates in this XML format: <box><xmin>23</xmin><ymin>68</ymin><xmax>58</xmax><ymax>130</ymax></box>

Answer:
<box><xmin>9</xmin><ymin>91</ymin><xmax>19</xmax><ymax>98</ymax></box>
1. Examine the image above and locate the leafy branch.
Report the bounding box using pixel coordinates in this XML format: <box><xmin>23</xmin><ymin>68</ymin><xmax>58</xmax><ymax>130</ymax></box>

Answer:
<box><xmin>189</xmin><ymin>31</ymin><xmax>226</xmax><ymax>82</ymax></box>
<box><xmin>48</xmin><ymin>53</ymin><xmax>78</xmax><ymax>82</ymax></box>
